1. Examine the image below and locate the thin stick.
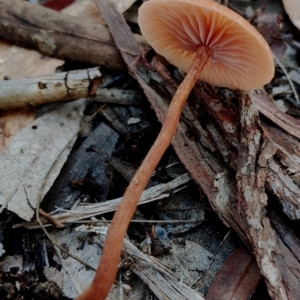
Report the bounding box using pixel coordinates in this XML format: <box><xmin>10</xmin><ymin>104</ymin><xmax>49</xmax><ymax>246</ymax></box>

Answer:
<box><xmin>77</xmin><ymin>46</ymin><xmax>210</xmax><ymax>300</ymax></box>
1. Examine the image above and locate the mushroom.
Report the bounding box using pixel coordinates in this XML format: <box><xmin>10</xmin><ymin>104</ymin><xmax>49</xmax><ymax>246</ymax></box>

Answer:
<box><xmin>77</xmin><ymin>1</ymin><xmax>274</xmax><ymax>299</ymax></box>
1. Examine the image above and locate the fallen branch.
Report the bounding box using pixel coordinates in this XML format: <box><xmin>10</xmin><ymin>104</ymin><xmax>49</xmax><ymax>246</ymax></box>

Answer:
<box><xmin>0</xmin><ymin>68</ymin><xmax>102</xmax><ymax>109</ymax></box>
<box><xmin>0</xmin><ymin>0</ymin><xmax>125</xmax><ymax>71</ymax></box>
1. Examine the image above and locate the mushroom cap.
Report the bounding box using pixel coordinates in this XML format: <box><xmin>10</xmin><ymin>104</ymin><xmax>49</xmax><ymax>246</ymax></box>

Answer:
<box><xmin>138</xmin><ymin>0</ymin><xmax>274</xmax><ymax>90</ymax></box>
<box><xmin>282</xmin><ymin>0</ymin><xmax>300</xmax><ymax>30</ymax></box>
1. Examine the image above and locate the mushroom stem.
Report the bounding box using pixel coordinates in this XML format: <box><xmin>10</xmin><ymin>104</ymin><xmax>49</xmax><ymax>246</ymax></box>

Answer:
<box><xmin>77</xmin><ymin>46</ymin><xmax>210</xmax><ymax>300</ymax></box>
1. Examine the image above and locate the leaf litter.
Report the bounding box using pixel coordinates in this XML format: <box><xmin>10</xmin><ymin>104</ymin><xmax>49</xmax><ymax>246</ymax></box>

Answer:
<box><xmin>1</xmin><ymin>0</ymin><xmax>300</xmax><ymax>299</ymax></box>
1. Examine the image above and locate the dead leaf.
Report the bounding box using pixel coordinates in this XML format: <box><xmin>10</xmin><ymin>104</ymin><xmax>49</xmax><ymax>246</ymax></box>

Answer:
<box><xmin>0</xmin><ymin>108</ymin><xmax>35</xmax><ymax>153</ymax></box>
<box><xmin>0</xmin><ymin>100</ymin><xmax>85</xmax><ymax>221</ymax></box>
<box><xmin>50</xmin><ymin>229</ymin><xmax>100</xmax><ymax>299</ymax></box>
<box><xmin>206</xmin><ymin>247</ymin><xmax>261</xmax><ymax>300</ymax></box>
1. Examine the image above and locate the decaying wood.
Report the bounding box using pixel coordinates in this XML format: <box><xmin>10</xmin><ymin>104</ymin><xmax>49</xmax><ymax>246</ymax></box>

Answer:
<box><xmin>250</xmin><ymin>90</ymin><xmax>300</xmax><ymax>140</ymax></box>
<box><xmin>0</xmin><ymin>0</ymin><xmax>125</xmax><ymax>71</ymax></box>
<box><xmin>0</xmin><ymin>68</ymin><xmax>102</xmax><ymax>109</ymax></box>
<box><xmin>235</xmin><ymin>94</ymin><xmax>287</xmax><ymax>299</ymax></box>
<box><xmin>41</xmin><ymin>122</ymin><xmax>119</xmax><ymax>213</ymax></box>
<box><xmin>144</xmin><ymin>65</ymin><xmax>300</xmax><ymax>299</ymax></box>
<box><xmin>88</xmin><ymin>2</ymin><xmax>300</xmax><ymax>299</ymax></box>
<box><xmin>260</xmin><ymin>123</ymin><xmax>300</xmax><ymax>220</ymax></box>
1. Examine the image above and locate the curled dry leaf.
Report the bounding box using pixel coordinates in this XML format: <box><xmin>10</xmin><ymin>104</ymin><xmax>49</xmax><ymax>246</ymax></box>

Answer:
<box><xmin>282</xmin><ymin>0</ymin><xmax>300</xmax><ymax>30</ymax></box>
<box><xmin>206</xmin><ymin>247</ymin><xmax>262</xmax><ymax>300</ymax></box>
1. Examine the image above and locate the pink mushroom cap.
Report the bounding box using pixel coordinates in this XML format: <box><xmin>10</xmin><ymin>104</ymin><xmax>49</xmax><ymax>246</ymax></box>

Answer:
<box><xmin>138</xmin><ymin>0</ymin><xmax>275</xmax><ymax>90</ymax></box>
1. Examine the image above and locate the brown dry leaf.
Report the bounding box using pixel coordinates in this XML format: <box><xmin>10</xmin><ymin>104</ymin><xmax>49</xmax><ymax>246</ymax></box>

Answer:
<box><xmin>0</xmin><ymin>108</ymin><xmax>35</xmax><ymax>153</ymax></box>
<box><xmin>282</xmin><ymin>0</ymin><xmax>300</xmax><ymax>30</ymax></box>
<box><xmin>206</xmin><ymin>247</ymin><xmax>261</xmax><ymax>300</ymax></box>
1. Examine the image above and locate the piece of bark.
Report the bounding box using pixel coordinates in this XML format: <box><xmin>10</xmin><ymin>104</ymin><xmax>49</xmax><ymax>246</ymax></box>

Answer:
<box><xmin>137</xmin><ymin>72</ymin><xmax>300</xmax><ymax>298</ymax></box>
<box><xmin>0</xmin><ymin>68</ymin><xmax>102</xmax><ymax>109</ymax></box>
<box><xmin>0</xmin><ymin>0</ymin><xmax>125</xmax><ymax>72</ymax></box>
<box><xmin>42</xmin><ymin>122</ymin><xmax>119</xmax><ymax>213</ymax></box>
<box><xmin>94</xmin><ymin>3</ymin><xmax>300</xmax><ymax>299</ymax></box>
<box><xmin>235</xmin><ymin>94</ymin><xmax>288</xmax><ymax>299</ymax></box>
<box><xmin>250</xmin><ymin>90</ymin><xmax>300</xmax><ymax>140</ymax></box>
<box><xmin>270</xmin><ymin>212</ymin><xmax>300</xmax><ymax>298</ymax></box>
<box><xmin>259</xmin><ymin>124</ymin><xmax>300</xmax><ymax>220</ymax></box>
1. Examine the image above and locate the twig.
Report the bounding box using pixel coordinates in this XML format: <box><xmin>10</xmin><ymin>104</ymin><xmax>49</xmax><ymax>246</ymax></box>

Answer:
<box><xmin>39</xmin><ymin>209</ymin><xmax>65</xmax><ymax>229</ymax></box>
<box><xmin>0</xmin><ymin>68</ymin><xmax>102</xmax><ymax>109</ymax></box>
<box><xmin>0</xmin><ymin>0</ymin><xmax>125</xmax><ymax>71</ymax></box>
